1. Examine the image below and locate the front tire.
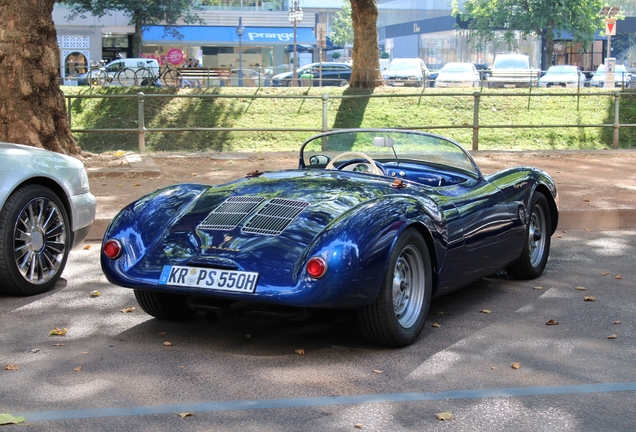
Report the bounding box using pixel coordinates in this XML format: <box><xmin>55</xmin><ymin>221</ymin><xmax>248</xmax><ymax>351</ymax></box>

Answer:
<box><xmin>357</xmin><ymin>228</ymin><xmax>432</xmax><ymax>347</ymax></box>
<box><xmin>0</xmin><ymin>185</ymin><xmax>70</xmax><ymax>296</ymax></box>
<box><xmin>507</xmin><ymin>192</ymin><xmax>551</xmax><ymax>279</ymax></box>
<box><xmin>134</xmin><ymin>290</ymin><xmax>196</xmax><ymax>320</ymax></box>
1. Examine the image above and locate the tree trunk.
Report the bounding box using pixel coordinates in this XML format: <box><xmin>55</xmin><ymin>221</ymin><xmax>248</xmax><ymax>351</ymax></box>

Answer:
<box><xmin>0</xmin><ymin>0</ymin><xmax>79</xmax><ymax>155</ymax></box>
<box><xmin>133</xmin><ymin>13</ymin><xmax>143</xmax><ymax>58</ymax></box>
<box><xmin>350</xmin><ymin>0</ymin><xmax>382</xmax><ymax>88</ymax></box>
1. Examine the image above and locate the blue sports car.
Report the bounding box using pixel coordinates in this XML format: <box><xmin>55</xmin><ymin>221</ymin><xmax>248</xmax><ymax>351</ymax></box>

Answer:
<box><xmin>101</xmin><ymin>129</ymin><xmax>558</xmax><ymax>347</ymax></box>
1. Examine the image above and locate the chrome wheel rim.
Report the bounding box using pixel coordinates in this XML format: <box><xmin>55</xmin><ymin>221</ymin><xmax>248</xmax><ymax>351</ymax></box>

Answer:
<box><xmin>13</xmin><ymin>197</ymin><xmax>66</xmax><ymax>285</ymax></box>
<box><xmin>392</xmin><ymin>245</ymin><xmax>425</xmax><ymax>329</ymax></box>
<box><xmin>528</xmin><ymin>203</ymin><xmax>546</xmax><ymax>268</ymax></box>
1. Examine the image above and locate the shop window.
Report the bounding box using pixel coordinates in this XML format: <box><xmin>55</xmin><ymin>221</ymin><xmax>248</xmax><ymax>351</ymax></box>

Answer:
<box><xmin>64</xmin><ymin>52</ymin><xmax>88</xmax><ymax>76</ymax></box>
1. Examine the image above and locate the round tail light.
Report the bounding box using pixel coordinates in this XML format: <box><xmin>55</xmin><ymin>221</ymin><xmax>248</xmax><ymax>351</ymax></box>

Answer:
<box><xmin>103</xmin><ymin>239</ymin><xmax>122</xmax><ymax>259</ymax></box>
<box><xmin>306</xmin><ymin>257</ymin><xmax>327</xmax><ymax>279</ymax></box>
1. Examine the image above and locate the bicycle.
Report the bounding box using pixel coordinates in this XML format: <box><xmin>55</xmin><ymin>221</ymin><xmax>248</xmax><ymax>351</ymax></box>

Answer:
<box><xmin>134</xmin><ymin>60</ymin><xmax>180</xmax><ymax>88</ymax></box>
<box><xmin>88</xmin><ymin>60</ymin><xmax>136</xmax><ymax>87</ymax></box>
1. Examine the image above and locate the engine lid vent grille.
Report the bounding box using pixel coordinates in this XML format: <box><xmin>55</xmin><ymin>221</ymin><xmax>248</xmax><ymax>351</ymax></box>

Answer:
<box><xmin>242</xmin><ymin>198</ymin><xmax>310</xmax><ymax>236</ymax></box>
<box><xmin>197</xmin><ymin>196</ymin><xmax>265</xmax><ymax>231</ymax></box>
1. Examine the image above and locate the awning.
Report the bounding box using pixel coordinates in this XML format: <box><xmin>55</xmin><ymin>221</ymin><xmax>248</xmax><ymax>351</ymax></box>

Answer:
<box><xmin>143</xmin><ymin>25</ymin><xmax>316</xmax><ymax>45</ymax></box>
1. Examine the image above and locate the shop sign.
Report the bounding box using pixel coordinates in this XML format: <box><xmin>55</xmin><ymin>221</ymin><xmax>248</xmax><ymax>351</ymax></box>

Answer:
<box><xmin>166</xmin><ymin>48</ymin><xmax>184</xmax><ymax>65</ymax></box>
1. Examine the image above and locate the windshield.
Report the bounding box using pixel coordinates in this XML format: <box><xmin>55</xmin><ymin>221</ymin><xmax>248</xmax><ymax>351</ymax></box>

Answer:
<box><xmin>546</xmin><ymin>66</ymin><xmax>577</xmax><ymax>74</ymax></box>
<box><xmin>494</xmin><ymin>57</ymin><xmax>529</xmax><ymax>69</ymax></box>
<box><xmin>441</xmin><ymin>63</ymin><xmax>474</xmax><ymax>73</ymax></box>
<box><xmin>387</xmin><ymin>59</ymin><xmax>421</xmax><ymax>70</ymax></box>
<box><xmin>299</xmin><ymin>129</ymin><xmax>480</xmax><ymax>178</ymax></box>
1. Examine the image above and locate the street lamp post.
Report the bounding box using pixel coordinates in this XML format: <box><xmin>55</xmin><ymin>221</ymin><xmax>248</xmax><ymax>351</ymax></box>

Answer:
<box><xmin>288</xmin><ymin>0</ymin><xmax>303</xmax><ymax>87</ymax></box>
<box><xmin>236</xmin><ymin>17</ymin><xmax>245</xmax><ymax>87</ymax></box>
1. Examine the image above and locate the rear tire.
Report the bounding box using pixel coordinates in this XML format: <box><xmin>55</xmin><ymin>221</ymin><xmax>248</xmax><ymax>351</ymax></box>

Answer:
<box><xmin>134</xmin><ymin>290</ymin><xmax>197</xmax><ymax>320</ymax></box>
<box><xmin>135</xmin><ymin>68</ymin><xmax>153</xmax><ymax>87</ymax></box>
<box><xmin>507</xmin><ymin>192</ymin><xmax>551</xmax><ymax>279</ymax></box>
<box><xmin>117</xmin><ymin>68</ymin><xmax>135</xmax><ymax>86</ymax></box>
<box><xmin>163</xmin><ymin>69</ymin><xmax>180</xmax><ymax>88</ymax></box>
<box><xmin>357</xmin><ymin>228</ymin><xmax>432</xmax><ymax>347</ymax></box>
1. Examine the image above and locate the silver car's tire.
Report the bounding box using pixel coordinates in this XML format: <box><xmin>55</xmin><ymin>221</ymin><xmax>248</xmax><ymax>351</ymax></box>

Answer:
<box><xmin>507</xmin><ymin>192</ymin><xmax>551</xmax><ymax>279</ymax></box>
<box><xmin>358</xmin><ymin>228</ymin><xmax>432</xmax><ymax>347</ymax></box>
<box><xmin>0</xmin><ymin>185</ymin><xmax>70</xmax><ymax>296</ymax></box>
<box><xmin>134</xmin><ymin>289</ymin><xmax>196</xmax><ymax>320</ymax></box>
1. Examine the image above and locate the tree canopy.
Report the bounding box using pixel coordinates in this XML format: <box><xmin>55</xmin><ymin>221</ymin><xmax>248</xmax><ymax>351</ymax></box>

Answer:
<box><xmin>330</xmin><ymin>0</ymin><xmax>354</xmax><ymax>53</ymax></box>
<box><xmin>61</xmin><ymin>1</ymin><xmax>204</xmax><ymax>57</ymax></box>
<box><xmin>454</xmin><ymin>0</ymin><xmax>605</xmax><ymax>68</ymax></box>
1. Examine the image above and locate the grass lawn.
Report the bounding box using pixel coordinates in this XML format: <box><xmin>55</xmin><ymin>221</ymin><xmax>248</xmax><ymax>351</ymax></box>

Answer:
<box><xmin>62</xmin><ymin>86</ymin><xmax>636</xmax><ymax>154</ymax></box>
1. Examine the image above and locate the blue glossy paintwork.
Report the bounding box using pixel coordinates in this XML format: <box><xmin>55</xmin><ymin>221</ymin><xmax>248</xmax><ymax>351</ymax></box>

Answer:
<box><xmin>101</xmin><ymin>130</ymin><xmax>559</xmax><ymax>310</ymax></box>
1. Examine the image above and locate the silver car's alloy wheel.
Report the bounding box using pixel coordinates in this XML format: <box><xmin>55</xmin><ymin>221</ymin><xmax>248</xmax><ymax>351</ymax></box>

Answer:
<box><xmin>13</xmin><ymin>197</ymin><xmax>67</xmax><ymax>285</ymax></box>
<box><xmin>392</xmin><ymin>245</ymin><xmax>425</xmax><ymax>329</ymax></box>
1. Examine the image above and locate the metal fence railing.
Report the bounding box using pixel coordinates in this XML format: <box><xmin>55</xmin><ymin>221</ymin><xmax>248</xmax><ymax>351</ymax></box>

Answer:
<box><xmin>64</xmin><ymin>90</ymin><xmax>636</xmax><ymax>153</ymax></box>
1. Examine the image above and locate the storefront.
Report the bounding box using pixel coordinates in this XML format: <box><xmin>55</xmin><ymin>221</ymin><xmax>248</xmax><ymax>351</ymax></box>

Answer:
<box><xmin>141</xmin><ymin>25</ymin><xmax>317</xmax><ymax>72</ymax></box>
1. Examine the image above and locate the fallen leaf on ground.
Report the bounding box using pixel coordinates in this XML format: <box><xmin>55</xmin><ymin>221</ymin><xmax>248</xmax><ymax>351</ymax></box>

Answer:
<box><xmin>373</xmin><ymin>369</ymin><xmax>384</xmax><ymax>374</ymax></box>
<box><xmin>82</xmin><ymin>352</ymin><xmax>89</xmax><ymax>355</ymax></box>
<box><xmin>49</xmin><ymin>327</ymin><xmax>68</xmax><ymax>336</ymax></box>
<box><xmin>89</xmin><ymin>290</ymin><xmax>101</xmax><ymax>297</ymax></box>
<box><xmin>163</xmin><ymin>342</ymin><xmax>172</xmax><ymax>346</ymax></box>
<box><xmin>491</xmin><ymin>366</ymin><xmax>496</xmax><ymax>370</ymax></box>
<box><xmin>432</xmin><ymin>322</ymin><xmax>441</xmax><ymax>328</ymax></box>
<box><xmin>159</xmin><ymin>332</ymin><xmax>167</xmax><ymax>335</ymax></box>
<box><xmin>608</xmin><ymin>334</ymin><xmax>617</xmax><ymax>339</ymax></box>
<box><xmin>83</xmin><ymin>244</ymin><xmax>91</xmax><ymax>250</ymax></box>
<box><xmin>584</xmin><ymin>296</ymin><xmax>596</xmax><ymax>301</ymax></box>
<box><xmin>601</xmin><ymin>272</ymin><xmax>611</xmax><ymax>276</ymax></box>
<box><xmin>120</xmin><ymin>307</ymin><xmax>136</xmax><ymax>313</ymax></box>
<box><xmin>615</xmin><ymin>275</ymin><xmax>623</xmax><ymax>279</ymax></box>
<box><xmin>0</xmin><ymin>414</ymin><xmax>26</xmax><ymax>425</ymax></box>
<box><xmin>546</xmin><ymin>319</ymin><xmax>559</xmax><ymax>325</ymax></box>
<box><xmin>178</xmin><ymin>365</ymin><xmax>185</xmax><ymax>369</ymax></box>
<box><xmin>436</xmin><ymin>412</ymin><xmax>454</xmax><ymax>421</ymax></box>
<box><xmin>557</xmin><ymin>235</ymin><xmax>563</xmax><ymax>238</ymax></box>
<box><xmin>245</xmin><ymin>334</ymin><xmax>251</xmax><ymax>339</ymax></box>
<box><xmin>133</xmin><ymin>183</ymin><xmax>141</xmax><ymax>186</ymax></box>
<box><xmin>614</xmin><ymin>321</ymin><xmax>621</xmax><ymax>325</ymax></box>
<box><xmin>4</xmin><ymin>364</ymin><xmax>18</xmax><ymax>371</ymax></box>
<box><xmin>576</xmin><ymin>286</ymin><xmax>587</xmax><ymax>291</ymax></box>
<box><xmin>74</xmin><ymin>366</ymin><xmax>82</xmax><ymax>372</ymax></box>
<box><xmin>295</xmin><ymin>348</ymin><xmax>305</xmax><ymax>355</ymax></box>
<box><xmin>583</xmin><ymin>199</ymin><xmax>590</xmax><ymax>202</ymax></box>
<box><xmin>533</xmin><ymin>286</ymin><xmax>543</xmax><ymax>290</ymax></box>
<box><xmin>480</xmin><ymin>309</ymin><xmax>491</xmax><ymax>314</ymax></box>
<box><xmin>354</xmin><ymin>424</ymin><xmax>364</xmax><ymax>429</ymax></box>
<box><xmin>511</xmin><ymin>362</ymin><xmax>521</xmax><ymax>369</ymax></box>
<box><xmin>584</xmin><ymin>227</ymin><xmax>590</xmax><ymax>231</ymax></box>
<box><xmin>52</xmin><ymin>344</ymin><xmax>64</xmax><ymax>347</ymax></box>
<box><xmin>178</xmin><ymin>412</ymin><xmax>194</xmax><ymax>418</ymax></box>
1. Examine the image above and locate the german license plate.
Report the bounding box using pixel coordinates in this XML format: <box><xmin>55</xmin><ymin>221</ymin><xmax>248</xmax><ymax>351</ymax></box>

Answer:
<box><xmin>503</xmin><ymin>84</ymin><xmax>516</xmax><ymax>88</ymax></box>
<box><xmin>393</xmin><ymin>82</ymin><xmax>404</xmax><ymax>86</ymax></box>
<box><xmin>159</xmin><ymin>265</ymin><xmax>258</xmax><ymax>293</ymax></box>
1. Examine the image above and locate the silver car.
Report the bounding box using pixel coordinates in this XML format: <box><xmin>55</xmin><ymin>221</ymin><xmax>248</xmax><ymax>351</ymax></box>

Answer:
<box><xmin>0</xmin><ymin>143</ymin><xmax>96</xmax><ymax>295</ymax></box>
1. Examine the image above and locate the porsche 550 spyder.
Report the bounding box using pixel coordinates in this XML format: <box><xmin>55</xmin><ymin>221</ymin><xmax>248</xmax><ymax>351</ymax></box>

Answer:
<box><xmin>101</xmin><ymin>129</ymin><xmax>558</xmax><ymax>347</ymax></box>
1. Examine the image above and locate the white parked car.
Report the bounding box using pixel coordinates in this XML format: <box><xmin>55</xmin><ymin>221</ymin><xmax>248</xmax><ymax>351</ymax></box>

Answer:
<box><xmin>435</xmin><ymin>62</ymin><xmax>481</xmax><ymax>88</ymax></box>
<box><xmin>590</xmin><ymin>64</ymin><xmax>632</xmax><ymax>88</ymax></box>
<box><xmin>382</xmin><ymin>58</ymin><xmax>428</xmax><ymax>87</ymax></box>
<box><xmin>538</xmin><ymin>65</ymin><xmax>586</xmax><ymax>88</ymax></box>
<box><xmin>0</xmin><ymin>143</ymin><xmax>96</xmax><ymax>295</ymax></box>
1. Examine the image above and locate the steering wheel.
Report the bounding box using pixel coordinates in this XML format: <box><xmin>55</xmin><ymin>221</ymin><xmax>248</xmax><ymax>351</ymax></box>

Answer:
<box><xmin>325</xmin><ymin>151</ymin><xmax>383</xmax><ymax>176</ymax></box>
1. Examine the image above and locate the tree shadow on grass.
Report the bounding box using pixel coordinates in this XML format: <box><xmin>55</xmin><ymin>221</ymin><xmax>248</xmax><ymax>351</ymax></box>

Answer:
<box><xmin>69</xmin><ymin>87</ymin><xmax>241</xmax><ymax>153</ymax></box>
<box><xmin>330</xmin><ymin>87</ymin><xmax>374</xmax><ymax>150</ymax></box>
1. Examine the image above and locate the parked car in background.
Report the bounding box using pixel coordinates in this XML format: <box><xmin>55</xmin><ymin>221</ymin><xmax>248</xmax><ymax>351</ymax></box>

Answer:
<box><xmin>589</xmin><ymin>64</ymin><xmax>632</xmax><ymax>88</ymax></box>
<box><xmin>101</xmin><ymin>128</ymin><xmax>558</xmax><ymax>347</ymax></box>
<box><xmin>272</xmin><ymin>62</ymin><xmax>351</xmax><ymax>87</ymax></box>
<box><xmin>487</xmin><ymin>53</ymin><xmax>540</xmax><ymax>88</ymax></box>
<box><xmin>538</xmin><ymin>65</ymin><xmax>586</xmax><ymax>88</ymax></box>
<box><xmin>0</xmin><ymin>143</ymin><xmax>96</xmax><ymax>296</ymax></box>
<box><xmin>434</xmin><ymin>62</ymin><xmax>481</xmax><ymax>88</ymax></box>
<box><xmin>382</xmin><ymin>58</ymin><xmax>428</xmax><ymax>87</ymax></box>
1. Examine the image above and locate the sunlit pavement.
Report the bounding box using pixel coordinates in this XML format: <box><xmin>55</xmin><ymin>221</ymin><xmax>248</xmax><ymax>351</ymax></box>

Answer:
<box><xmin>1</xmin><ymin>230</ymin><xmax>635</xmax><ymax>431</ymax></box>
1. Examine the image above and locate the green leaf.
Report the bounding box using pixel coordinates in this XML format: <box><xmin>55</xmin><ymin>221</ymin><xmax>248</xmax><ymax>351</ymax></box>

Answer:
<box><xmin>0</xmin><ymin>413</ymin><xmax>26</xmax><ymax>425</ymax></box>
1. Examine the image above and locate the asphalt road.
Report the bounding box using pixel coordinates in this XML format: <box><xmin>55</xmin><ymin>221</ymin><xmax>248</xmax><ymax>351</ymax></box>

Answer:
<box><xmin>1</xmin><ymin>229</ymin><xmax>635</xmax><ymax>431</ymax></box>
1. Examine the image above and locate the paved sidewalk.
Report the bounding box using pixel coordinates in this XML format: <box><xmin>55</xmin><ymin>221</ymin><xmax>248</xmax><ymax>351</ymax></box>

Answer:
<box><xmin>84</xmin><ymin>150</ymin><xmax>636</xmax><ymax>241</ymax></box>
